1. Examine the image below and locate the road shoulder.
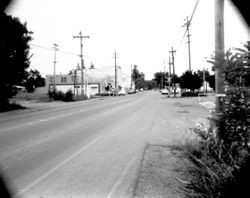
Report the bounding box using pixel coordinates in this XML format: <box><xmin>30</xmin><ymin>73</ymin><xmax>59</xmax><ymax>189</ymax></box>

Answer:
<box><xmin>133</xmin><ymin>143</ymin><xmax>186</xmax><ymax>198</ymax></box>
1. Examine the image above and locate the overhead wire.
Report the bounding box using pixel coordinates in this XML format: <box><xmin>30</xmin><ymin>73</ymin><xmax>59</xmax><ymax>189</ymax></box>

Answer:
<box><xmin>30</xmin><ymin>43</ymin><xmax>79</xmax><ymax>57</ymax></box>
<box><xmin>176</xmin><ymin>0</ymin><xmax>200</xmax><ymax>52</ymax></box>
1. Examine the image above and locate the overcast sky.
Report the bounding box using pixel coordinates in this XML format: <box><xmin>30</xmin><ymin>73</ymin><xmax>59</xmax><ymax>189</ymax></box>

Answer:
<box><xmin>6</xmin><ymin>0</ymin><xmax>250</xmax><ymax>79</ymax></box>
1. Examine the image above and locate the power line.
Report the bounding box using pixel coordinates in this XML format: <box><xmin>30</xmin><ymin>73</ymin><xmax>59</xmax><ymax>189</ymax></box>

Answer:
<box><xmin>30</xmin><ymin>43</ymin><xmax>78</xmax><ymax>56</ymax></box>
<box><xmin>190</xmin><ymin>0</ymin><xmax>200</xmax><ymax>22</ymax></box>
<box><xmin>176</xmin><ymin>0</ymin><xmax>200</xmax><ymax>51</ymax></box>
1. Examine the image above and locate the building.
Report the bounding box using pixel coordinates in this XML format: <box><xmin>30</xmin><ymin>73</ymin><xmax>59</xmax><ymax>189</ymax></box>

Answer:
<box><xmin>45</xmin><ymin>66</ymin><xmax>131</xmax><ymax>97</ymax></box>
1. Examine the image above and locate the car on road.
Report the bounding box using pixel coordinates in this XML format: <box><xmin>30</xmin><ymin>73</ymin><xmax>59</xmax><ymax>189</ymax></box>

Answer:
<box><xmin>118</xmin><ymin>89</ymin><xmax>126</xmax><ymax>96</ymax></box>
<box><xmin>128</xmin><ymin>89</ymin><xmax>135</xmax><ymax>94</ymax></box>
<box><xmin>161</xmin><ymin>89</ymin><xmax>168</xmax><ymax>95</ymax></box>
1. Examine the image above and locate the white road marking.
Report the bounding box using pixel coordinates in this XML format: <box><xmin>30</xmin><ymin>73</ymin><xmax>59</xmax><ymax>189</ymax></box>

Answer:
<box><xmin>106</xmin><ymin>155</ymin><xmax>137</xmax><ymax>198</ymax></box>
<box><xmin>16</xmin><ymin>136</ymin><xmax>103</xmax><ymax>196</ymax></box>
<box><xmin>0</xmin><ymin>111</ymin><xmax>78</xmax><ymax>134</ymax></box>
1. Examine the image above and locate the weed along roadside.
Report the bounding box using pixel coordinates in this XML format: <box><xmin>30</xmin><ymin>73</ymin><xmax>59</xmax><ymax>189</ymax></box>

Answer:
<box><xmin>133</xmin><ymin>88</ymin><xmax>249</xmax><ymax>198</ymax></box>
<box><xmin>132</xmin><ymin>87</ymin><xmax>249</xmax><ymax>198</ymax></box>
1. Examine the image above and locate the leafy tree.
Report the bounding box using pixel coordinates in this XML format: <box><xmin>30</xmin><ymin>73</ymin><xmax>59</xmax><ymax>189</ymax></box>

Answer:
<box><xmin>23</xmin><ymin>69</ymin><xmax>45</xmax><ymax>92</ymax></box>
<box><xmin>132</xmin><ymin>65</ymin><xmax>145</xmax><ymax>89</ymax></box>
<box><xmin>197</xmin><ymin>69</ymin><xmax>210</xmax><ymax>82</ymax></box>
<box><xmin>179</xmin><ymin>70</ymin><xmax>203</xmax><ymax>91</ymax></box>
<box><xmin>132</xmin><ymin>65</ymin><xmax>140</xmax><ymax>80</ymax></box>
<box><xmin>90</xmin><ymin>62</ymin><xmax>95</xmax><ymax>69</ymax></box>
<box><xmin>154</xmin><ymin>72</ymin><xmax>168</xmax><ymax>89</ymax></box>
<box><xmin>154</xmin><ymin>72</ymin><xmax>179</xmax><ymax>89</ymax></box>
<box><xmin>0</xmin><ymin>12</ymin><xmax>32</xmax><ymax>105</ymax></box>
<box><xmin>145</xmin><ymin>80</ymin><xmax>157</xmax><ymax>90</ymax></box>
<box><xmin>207</xmin><ymin>41</ymin><xmax>250</xmax><ymax>87</ymax></box>
<box><xmin>207</xmin><ymin>74</ymin><xmax>215</xmax><ymax>91</ymax></box>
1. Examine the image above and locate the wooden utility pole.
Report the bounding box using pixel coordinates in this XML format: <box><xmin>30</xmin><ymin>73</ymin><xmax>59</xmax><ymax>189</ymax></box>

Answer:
<box><xmin>73</xmin><ymin>31</ymin><xmax>89</xmax><ymax>98</ymax></box>
<box><xmin>183</xmin><ymin>16</ymin><xmax>192</xmax><ymax>71</ymax></box>
<box><xmin>52</xmin><ymin>43</ymin><xmax>58</xmax><ymax>92</ymax></box>
<box><xmin>114</xmin><ymin>51</ymin><xmax>118</xmax><ymax>94</ymax></box>
<box><xmin>131</xmin><ymin>64</ymin><xmax>133</xmax><ymax>88</ymax></box>
<box><xmin>215</xmin><ymin>0</ymin><xmax>225</xmax><ymax>114</ymax></box>
<box><xmin>169</xmin><ymin>47</ymin><xmax>176</xmax><ymax>97</ymax></box>
<box><xmin>168</xmin><ymin>56</ymin><xmax>172</xmax><ymax>96</ymax></box>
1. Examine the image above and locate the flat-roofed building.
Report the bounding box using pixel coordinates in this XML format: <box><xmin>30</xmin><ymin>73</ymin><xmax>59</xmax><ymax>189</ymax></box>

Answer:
<box><xmin>45</xmin><ymin>66</ymin><xmax>131</xmax><ymax>97</ymax></box>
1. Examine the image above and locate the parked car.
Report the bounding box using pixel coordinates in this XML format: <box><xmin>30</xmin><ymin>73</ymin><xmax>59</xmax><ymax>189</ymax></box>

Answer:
<box><xmin>118</xmin><ymin>89</ymin><xmax>126</xmax><ymax>96</ymax></box>
<box><xmin>128</xmin><ymin>89</ymin><xmax>135</xmax><ymax>94</ymax></box>
<box><xmin>161</xmin><ymin>89</ymin><xmax>168</xmax><ymax>95</ymax></box>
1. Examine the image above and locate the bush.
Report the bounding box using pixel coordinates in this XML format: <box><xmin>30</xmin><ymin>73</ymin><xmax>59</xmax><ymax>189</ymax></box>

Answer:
<box><xmin>48</xmin><ymin>89</ymin><xmax>75</xmax><ymax>102</ymax></box>
<box><xmin>63</xmin><ymin>89</ymin><xmax>74</xmax><ymax>102</ymax></box>
<box><xmin>178</xmin><ymin>88</ymin><xmax>250</xmax><ymax>198</ymax></box>
<box><xmin>215</xmin><ymin>88</ymin><xmax>250</xmax><ymax>152</ymax></box>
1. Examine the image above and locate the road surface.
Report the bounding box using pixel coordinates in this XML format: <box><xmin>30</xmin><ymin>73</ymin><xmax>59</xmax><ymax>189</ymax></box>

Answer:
<box><xmin>0</xmin><ymin>91</ymin><xmax>209</xmax><ymax>198</ymax></box>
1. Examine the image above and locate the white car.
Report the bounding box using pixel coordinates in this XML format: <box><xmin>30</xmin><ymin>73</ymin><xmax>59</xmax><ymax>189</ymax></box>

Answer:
<box><xmin>161</xmin><ymin>89</ymin><xmax>168</xmax><ymax>95</ymax></box>
<box><xmin>118</xmin><ymin>89</ymin><xmax>126</xmax><ymax>96</ymax></box>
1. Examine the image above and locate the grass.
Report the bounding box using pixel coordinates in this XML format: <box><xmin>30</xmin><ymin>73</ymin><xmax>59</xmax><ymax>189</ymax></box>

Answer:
<box><xmin>174</xmin><ymin>122</ymin><xmax>249</xmax><ymax>198</ymax></box>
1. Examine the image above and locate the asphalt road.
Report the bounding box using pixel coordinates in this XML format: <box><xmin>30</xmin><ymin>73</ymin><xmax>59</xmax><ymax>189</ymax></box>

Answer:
<box><xmin>0</xmin><ymin>91</ymin><xmax>209</xmax><ymax>198</ymax></box>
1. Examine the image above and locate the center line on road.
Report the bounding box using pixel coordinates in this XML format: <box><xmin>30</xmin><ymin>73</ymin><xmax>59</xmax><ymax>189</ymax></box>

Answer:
<box><xmin>16</xmin><ymin>136</ymin><xmax>103</xmax><ymax>197</ymax></box>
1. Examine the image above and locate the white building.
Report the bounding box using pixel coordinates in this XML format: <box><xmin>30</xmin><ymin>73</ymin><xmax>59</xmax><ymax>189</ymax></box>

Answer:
<box><xmin>45</xmin><ymin>66</ymin><xmax>131</xmax><ymax>97</ymax></box>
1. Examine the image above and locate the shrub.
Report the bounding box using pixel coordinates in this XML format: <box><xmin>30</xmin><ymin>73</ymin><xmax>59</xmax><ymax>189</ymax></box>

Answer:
<box><xmin>48</xmin><ymin>89</ymin><xmax>75</xmax><ymax>102</ymax></box>
<box><xmin>178</xmin><ymin>88</ymin><xmax>250</xmax><ymax>198</ymax></box>
<box><xmin>63</xmin><ymin>89</ymin><xmax>74</xmax><ymax>102</ymax></box>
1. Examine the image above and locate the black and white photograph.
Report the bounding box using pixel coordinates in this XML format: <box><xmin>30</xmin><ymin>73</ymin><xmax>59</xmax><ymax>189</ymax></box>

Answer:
<box><xmin>0</xmin><ymin>0</ymin><xmax>249</xmax><ymax>197</ymax></box>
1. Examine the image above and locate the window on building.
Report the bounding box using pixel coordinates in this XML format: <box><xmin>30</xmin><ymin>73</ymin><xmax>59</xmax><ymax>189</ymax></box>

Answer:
<box><xmin>61</xmin><ymin>77</ymin><xmax>67</xmax><ymax>83</ymax></box>
<box><xmin>71</xmin><ymin>76</ymin><xmax>75</xmax><ymax>82</ymax></box>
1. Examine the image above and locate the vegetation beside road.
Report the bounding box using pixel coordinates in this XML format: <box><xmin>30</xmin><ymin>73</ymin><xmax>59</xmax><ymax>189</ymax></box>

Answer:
<box><xmin>172</xmin><ymin>41</ymin><xmax>250</xmax><ymax>198</ymax></box>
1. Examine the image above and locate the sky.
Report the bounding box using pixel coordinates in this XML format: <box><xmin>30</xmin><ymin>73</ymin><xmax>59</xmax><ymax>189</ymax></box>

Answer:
<box><xmin>6</xmin><ymin>0</ymin><xmax>250</xmax><ymax>80</ymax></box>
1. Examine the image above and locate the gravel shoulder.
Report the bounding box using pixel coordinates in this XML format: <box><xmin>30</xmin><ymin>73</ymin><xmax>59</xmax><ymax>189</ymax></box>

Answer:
<box><xmin>133</xmin><ymin>144</ymin><xmax>186</xmax><ymax>198</ymax></box>
<box><xmin>133</xmin><ymin>95</ymin><xmax>214</xmax><ymax>198</ymax></box>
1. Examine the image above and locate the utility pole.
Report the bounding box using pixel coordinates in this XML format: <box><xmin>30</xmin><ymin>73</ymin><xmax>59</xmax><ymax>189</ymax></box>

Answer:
<box><xmin>73</xmin><ymin>31</ymin><xmax>89</xmax><ymax>98</ymax></box>
<box><xmin>168</xmin><ymin>56</ymin><xmax>171</xmax><ymax>77</ymax></box>
<box><xmin>168</xmin><ymin>56</ymin><xmax>172</xmax><ymax>96</ymax></box>
<box><xmin>131</xmin><ymin>64</ymin><xmax>133</xmax><ymax>88</ymax></box>
<box><xmin>163</xmin><ymin>60</ymin><xmax>166</xmax><ymax>89</ymax></box>
<box><xmin>203</xmin><ymin>68</ymin><xmax>206</xmax><ymax>94</ymax></box>
<box><xmin>52</xmin><ymin>43</ymin><xmax>58</xmax><ymax>92</ymax></box>
<box><xmin>169</xmin><ymin>47</ymin><xmax>176</xmax><ymax>97</ymax></box>
<box><xmin>215</xmin><ymin>0</ymin><xmax>225</xmax><ymax>115</ymax></box>
<box><xmin>183</xmin><ymin>16</ymin><xmax>192</xmax><ymax>71</ymax></box>
<box><xmin>114</xmin><ymin>51</ymin><xmax>118</xmax><ymax>94</ymax></box>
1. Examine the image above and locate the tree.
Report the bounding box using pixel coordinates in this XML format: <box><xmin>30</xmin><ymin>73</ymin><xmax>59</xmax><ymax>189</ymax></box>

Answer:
<box><xmin>145</xmin><ymin>80</ymin><xmax>157</xmax><ymax>90</ymax></box>
<box><xmin>90</xmin><ymin>62</ymin><xmax>95</xmax><ymax>69</ymax></box>
<box><xmin>197</xmin><ymin>69</ymin><xmax>210</xmax><ymax>82</ymax></box>
<box><xmin>179</xmin><ymin>70</ymin><xmax>203</xmax><ymax>91</ymax></box>
<box><xmin>207</xmin><ymin>74</ymin><xmax>215</xmax><ymax>90</ymax></box>
<box><xmin>132</xmin><ymin>65</ymin><xmax>145</xmax><ymax>90</ymax></box>
<box><xmin>207</xmin><ymin>41</ymin><xmax>250</xmax><ymax>87</ymax></box>
<box><xmin>23</xmin><ymin>69</ymin><xmax>45</xmax><ymax>92</ymax></box>
<box><xmin>0</xmin><ymin>12</ymin><xmax>32</xmax><ymax>105</ymax></box>
<box><xmin>154</xmin><ymin>72</ymin><xmax>168</xmax><ymax>89</ymax></box>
